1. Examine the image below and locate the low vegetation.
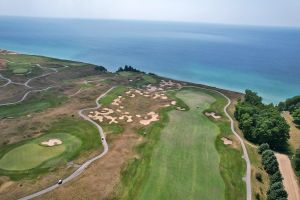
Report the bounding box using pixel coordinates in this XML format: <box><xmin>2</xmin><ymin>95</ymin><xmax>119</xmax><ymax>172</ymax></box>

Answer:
<box><xmin>0</xmin><ymin>90</ymin><xmax>67</xmax><ymax>118</ymax></box>
<box><xmin>235</xmin><ymin>89</ymin><xmax>290</xmax><ymax>151</ymax></box>
<box><xmin>258</xmin><ymin>143</ymin><xmax>288</xmax><ymax>200</ymax></box>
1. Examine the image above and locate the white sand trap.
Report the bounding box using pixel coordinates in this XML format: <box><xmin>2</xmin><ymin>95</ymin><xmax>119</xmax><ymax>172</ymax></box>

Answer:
<box><xmin>130</xmin><ymin>94</ymin><xmax>136</xmax><ymax>98</ymax></box>
<box><xmin>177</xmin><ymin>107</ymin><xmax>186</xmax><ymax>111</ymax></box>
<box><xmin>140</xmin><ymin>112</ymin><xmax>159</xmax><ymax>125</ymax></box>
<box><xmin>163</xmin><ymin>104</ymin><xmax>171</xmax><ymax>107</ymax></box>
<box><xmin>171</xmin><ymin>101</ymin><xmax>177</xmax><ymax>105</ymax></box>
<box><xmin>41</xmin><ymin>139</ymin><xmax>62</xmax><ymax>147</ymax></box>
<box><xmin>112</xmin><ymin>96</ymin><xmax>123</xmax><ymax>106</ymax></box>
<box><xmin>136</xmin><ymin>114</ymin><xmax>141</xmax><ymax>118</ymax></box>
<box><xmin>161</xmin><ymin>96</ymin><xmax>168</xmax><ymax>100</ymax></box>
<box><xmin>153</xmin><ymin>93</ymin><xmax>161</xmax><ymax>99</ymax></box>
<box><xmin>100</xmin><ymin>108</ymin><xmax>114</xmax><ymax>115</ymax></box>
<box><xmin>143</xmin><ymin>94</ymin><xmax>150</xmax><ymax>97</ymax></box>
<box><xmin>116</xmin><ymin>109</ymin><xmax>121</xmax><ymax>112</ymax></box>
<box><xmin>147</xmin><ymin>86</ymin><xmax>158</xmax><ymax>92</ymax></box>
<box><xmin>221</xmin><ymin>137</ymin><xmax>233</xmax><ymax>145</ymax></box>
<box><xmin>104</xmin><ymin>116</ymin><xmax>118</xmax><ymax>124</ymax></box>
<box><xmin>120</xmin><ymin>106</ymin><xmax>124</xmax><ymax>109</ymax></box>
<box><xmin>135</xmin><ymin>89</ymin><xmax>144</xmax><ymax>95</ymax></box>
<box><xmin>119</xmin><ymin>115</ymin><xmax>133</xmax><ymax>123</ymax></box>
<box><xmin>205</xmin><ymin>112</ymin><xmax>221</xmax><ymax>119</ymax></box>
<box><xmin>126</xmin><ymin>91</ymin><xmax>131</xmax><ymax>95</ymax></box>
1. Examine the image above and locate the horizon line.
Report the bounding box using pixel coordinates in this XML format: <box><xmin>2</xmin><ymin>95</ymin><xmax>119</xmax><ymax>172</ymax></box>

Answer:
<box><xmin>1</xmin><ymin>14</ymin><xmax>300</xmax><ymax>29</ymax></box>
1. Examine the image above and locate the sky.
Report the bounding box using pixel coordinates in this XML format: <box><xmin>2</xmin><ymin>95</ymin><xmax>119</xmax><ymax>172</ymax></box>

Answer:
<box><xmin>0</xmin><ymin>0</ymin><xmax>300</xmax><ymax>27</ymax></box>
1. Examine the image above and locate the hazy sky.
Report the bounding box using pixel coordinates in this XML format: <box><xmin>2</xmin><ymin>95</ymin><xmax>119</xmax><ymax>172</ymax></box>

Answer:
<box><xmin>0</xmin><ymin>0</ymin><xmax>300</xmax><ymax>27</ymax></box>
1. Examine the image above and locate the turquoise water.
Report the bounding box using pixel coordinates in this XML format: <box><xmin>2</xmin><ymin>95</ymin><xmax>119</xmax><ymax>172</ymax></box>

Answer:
<box><xmin>0</xmin><ymin>17</ymin><xmax>299</xmax><ymax>103</ymax></box>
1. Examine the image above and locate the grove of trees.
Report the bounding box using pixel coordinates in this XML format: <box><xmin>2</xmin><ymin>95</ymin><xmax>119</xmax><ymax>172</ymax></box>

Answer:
<box><xmin>258</xmin><ymin>143</ymin><xmax>288</xmax><ymax>200</ymax></box>
<box><xmin>116</xmin><ymin>65</ymin><xmax>143</xmax><ymax>73</ymax></box>
<box><xmin>278</xmin><ymin>95</ymin><xmax>300</xmax><ymax>126</ymax></box>
<box><xmin>235</xmin><ymin>90</ymin><xmax>290</xmax><ymax>150</ymax></box>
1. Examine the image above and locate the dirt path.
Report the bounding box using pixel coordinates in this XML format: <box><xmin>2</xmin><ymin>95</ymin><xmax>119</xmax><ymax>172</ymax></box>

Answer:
<box><xmin>275</xmin><ymin>153</ymin><xmax>300</xmax><ymax>200</ymax></box>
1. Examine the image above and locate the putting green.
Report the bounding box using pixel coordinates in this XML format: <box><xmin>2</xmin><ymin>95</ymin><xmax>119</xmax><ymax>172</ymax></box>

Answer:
<box><xmin>0</xmin><ymin>133</ymin><xmax>81</xmax><ymax>171</ymax></box>
<box><xmin>136</xmin><ymin>89</ymin><xmax>225</xmax><ymax>200</ymax></box>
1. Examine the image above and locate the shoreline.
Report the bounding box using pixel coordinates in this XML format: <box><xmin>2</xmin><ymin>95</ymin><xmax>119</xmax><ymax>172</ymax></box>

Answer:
<box><xmin>0</xmin><ymin>48</ymin><xmax>244</xmax><ymax>100</ymax></box>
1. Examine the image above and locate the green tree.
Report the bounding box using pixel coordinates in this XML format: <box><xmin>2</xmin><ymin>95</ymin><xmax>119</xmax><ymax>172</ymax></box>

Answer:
<box><xmin>245</xmin><ymin>89</ymin><xmax>263</xmax><ymax>106</ymax></box>
<box><xmin>258</xmin><ymin>143</ymin><xmax>270</xmax><ymax>154</ymax></box>
<box><xmin>292</xmin><ymin>108</ymin><xmax>300</xmax><ymax>125</ymax></box>
<box><xmin>294</xmin><ymin>148</ymin><xmax>300</xmax><ymax>171</ymax></box>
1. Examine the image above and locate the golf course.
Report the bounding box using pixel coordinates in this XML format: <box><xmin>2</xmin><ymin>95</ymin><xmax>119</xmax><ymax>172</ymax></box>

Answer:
<box><xmin>0</xmin><ymin>118</ymin><xmax>101</xmax><ymax>179</ymax></box>
<box><xmin>118</xmin><ymin>87</ymin><xmax>246</xmax><ymax>200</ymax></box>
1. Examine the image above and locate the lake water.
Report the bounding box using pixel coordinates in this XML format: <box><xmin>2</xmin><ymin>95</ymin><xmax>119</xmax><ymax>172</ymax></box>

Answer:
<box><xmin>0</xmin><ymin>16</ymin><xmax>299</xmax><ymax>103</ymax></box>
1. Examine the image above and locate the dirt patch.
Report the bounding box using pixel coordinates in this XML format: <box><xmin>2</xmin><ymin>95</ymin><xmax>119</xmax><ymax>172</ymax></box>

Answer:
<box><xmin>221</xmin><ymin>137</ymin><xmax>233</xmax><ymax>145</ymax></box>
<box><xmin>139</xmin><ymin>112</ymin><xmax>159</xmax><ymax>125</ymax></box>
<box><xmin>41</xmin><ymin>139</ymin><xmax>62</xmax><ymax>147</ymax></box>
<box><xmin>205</xmin><ymin>112</ymin><xmax>221</xmax><ymax>119</ymax></box>
<box><xmin>275</xmin><ymin>153</ymin><xmax>300</xmax><ymax>200</ymax></box>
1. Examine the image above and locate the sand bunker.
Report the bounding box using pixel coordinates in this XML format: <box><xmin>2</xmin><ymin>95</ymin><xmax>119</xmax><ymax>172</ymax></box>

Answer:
<box><xmin>177</xmin><ymin>107</ymin><xmax>186</xmax><ymax>111</ymax></box>
<box><xmin>171</xmin><ymin>101</ymin><xmax>177</xmax><ymax>105</ymax></box>
<box><xmin>221</xmin><ymin>137</ymin><xmax>233</xmax><ymax>145</ymax></box>
<box><xmin>41</xmin><ymin>139</ymin><xmax>62</xmax><ymax>147</ymax></box>
<box><xmin>112</xmin><ymin>96</ymin><xmax>123</xmax><ymax>106</ymax></box>
<box><xmin>140</xmin><ymin>112</ymin><xmax>159</xmax><ymax>125</ymax></box>
<box><xmin>205</xmin><ymin>112</ymin><xmax>221</xmax><ymax>119</ymax></box>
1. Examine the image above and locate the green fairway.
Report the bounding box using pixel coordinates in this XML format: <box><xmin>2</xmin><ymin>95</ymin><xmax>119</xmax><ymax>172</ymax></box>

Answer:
<box><xmin>99</xmin><ymin>86</ymin><xmax>127</xmax><ymax>106</ymax></box>
<box><xmin>0</xmin><ymin>133</ymin><xmax>81</xmax><ymax>171</ymax></box>
<box><xmin>136</xmin><ymin>89</ymin><xmax>225</xmax><ymax>200</ymax></box>
<box><xmin>0</xmin><ymin>118</ymin><xmax>101</xmax><ymax>179</ymax></box>
<box><xmin>7</xmin><ymin>62</ymin><xmax>33</xmax><ymax>74</ymax></box>
<box><xmin>117</xmin><ymin>88</ymin><xmax>245</xmax><ymax>200</ymax></box>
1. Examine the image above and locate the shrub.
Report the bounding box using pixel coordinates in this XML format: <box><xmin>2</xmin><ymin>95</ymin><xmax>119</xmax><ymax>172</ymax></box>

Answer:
<box><xmin>258</xmin><ymin>143</ymin><xmax>270</xmax><ymax>154</ymax></box>
<box><xmin>270</xmin><ymin>171</ymin><xmax>283</xmax><ymax>184</ymax></box>
<box><xmin>294</xmin><ymin>148</ymin><xmax>300</xmax><ymax>171</ymax></box>
<box><xmin>255</xmin><ymin>172</ymin><xmax>262</xmax><ymax>182</ymax></box>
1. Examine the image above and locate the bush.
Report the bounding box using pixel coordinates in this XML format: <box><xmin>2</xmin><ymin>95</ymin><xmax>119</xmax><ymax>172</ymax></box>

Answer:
<box><xmin>270</xmin><ymin>171</ymin><xmax>283</xmax><ymax>184</ymax></box>
<box><xmin>258</xmin><ymin>143</ymin><xmax>270</xmax><ymax>154</ymax></box>
<box><xmin>294</xmin><ymin>148</ymin><xmax>300</xmax><ymax>171</ymax></box>
<box><xmin>255</xmin><ymin>172</ymin><xmax>263</xmax><ymax>182</ymax></box>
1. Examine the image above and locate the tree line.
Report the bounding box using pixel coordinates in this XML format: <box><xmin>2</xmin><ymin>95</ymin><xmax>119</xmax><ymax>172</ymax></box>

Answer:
<box><xmin>235</xmin><ymin>90</ymin><xmax>290</xmax><ymax>150</ymax></box>
<box><xmin>278</xmin><ymin>95</ymin><xmax>300</xmax><ymax>125</ymax></box>
<box><xmin>116</xmin><ymin>65</ymin><xmax>144</xmax><ymax>73</ymax></box>
<box><xmin>258</xmin><ymin>143</ymin><xmax>288</xmax><ymax>200</ymax></box>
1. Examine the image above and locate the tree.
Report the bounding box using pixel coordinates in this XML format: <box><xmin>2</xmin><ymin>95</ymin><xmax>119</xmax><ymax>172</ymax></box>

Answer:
<box><xmin>294</xmin><ymin>148</ymin><xmax>300</xmax><ymax>171</ymax></box>
<box><xmin>269</xmin><ymin>171</ymin><xmax>283</xmax><ymax>184</ymax></box>
<box><xmin>245</xmin><ymin>89</ymin><xmax>263</xmax><ymax>106</ymax></box>
<box><xmin>258</xmin><ymin>143</ymin><xmax>270</xmax><ymax>154</ymax></box>
<box><xmin>292</xmin><ymin>108</ymin><xmax>300</xmax><ymax>125</ymax></box>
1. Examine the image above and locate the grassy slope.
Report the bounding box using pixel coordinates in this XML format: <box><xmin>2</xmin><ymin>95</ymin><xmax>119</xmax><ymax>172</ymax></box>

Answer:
<box><xmin>0</xmin><ymin>90</ymin><xmax>67</xmax><ymax>118</ymax></box>
<box><xmin>116</xmin><ymin>87</ymin><xmax>245</xmax><ymax>200</ymax></box>
<box><xmin>0</xmin><ymin>118</ymin><xmax>101</xmax><ymax>180</ymax></box>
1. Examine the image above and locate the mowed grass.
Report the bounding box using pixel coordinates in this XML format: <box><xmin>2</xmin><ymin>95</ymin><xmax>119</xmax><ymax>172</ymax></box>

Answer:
<box><xmin>117</xmin><ymin>88</ymin><xmax>245</xmax><ymax>200</ymax></box>
<box><xmin>7</xmin><ymin>62</ymin><xmax>33</xmax><ymax>74</ymax></box>
<box><xmin>0</xmin><ymin>90</ymin><xmax>67</xmax><ymax>118</ymax></box>
<box><xmin>0</xmin><ymin>118</ymin><xmax>101</xmax><ymax>179</ymax></box>
<box><xmin>99</xmin><ymin>86</ymin><xmax>127</xmax><ymax>106</ymax></box>
<box><xmin>136</xmin><ymin>89</ymin><xmax>224</xmax><ymax>200</ymax></box>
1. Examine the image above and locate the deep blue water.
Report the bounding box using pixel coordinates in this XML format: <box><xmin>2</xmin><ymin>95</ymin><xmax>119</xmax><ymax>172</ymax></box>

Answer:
<box><xmin>0</xmin><ymin>17</ymin><xmax>300</xmax><ymax>103</ymax></box>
